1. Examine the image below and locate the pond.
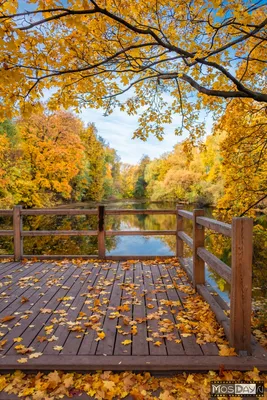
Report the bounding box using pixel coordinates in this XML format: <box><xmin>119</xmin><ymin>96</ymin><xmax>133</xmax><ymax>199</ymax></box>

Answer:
<box><xmin>0</xmin><ymin>200</ymin><xmax>266</xmax><ymax>318</ymax></box>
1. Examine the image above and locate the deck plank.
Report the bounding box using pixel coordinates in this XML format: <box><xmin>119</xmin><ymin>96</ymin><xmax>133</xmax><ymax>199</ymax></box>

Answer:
<box><xmin>95</xmin><ymin>263</ymin><xmax>125</xmax><ymax>356</ymax></box>
<box><xmin>167</xmin><ymin>265</ymin><xmax>203</xmax><ymax>356</ymax></box>
<box><xmin>113</xmin><ymin>262</ymin><xmax>134</xmax><ymax>356</ymax></box>
<box><xmin>132</xmin><ymin>262</ymin><xmax>149</xmax><ymax>356</ymax></box>
<box><xmin>157</xmin><ymin>263</ymin><xmax>185</xmax><ymax>355</ymax></box>
<box><xmin>78</xmin><ymin>262</ymin><xmax>116</xmax><ymax>356</ymax></box>
<box><xmin>143</xmin><ymin>262</ymin><xmax>167</xmax><ymax>356</ymax></box>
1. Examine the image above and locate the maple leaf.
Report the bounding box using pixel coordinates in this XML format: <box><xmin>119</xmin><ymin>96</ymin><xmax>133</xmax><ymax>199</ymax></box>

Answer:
<box><xmin>17</xmin><ymin>358</ymin><xmax>28</xmax><ymax>363</ymax></box>
<box><xmin>29</xmin><ymin>352</ymin><xmax>42</xmax><ymax>359</ymax></box>
<box><xmin>121</xmin><ymin>340</ymin><xmax>132</xmax><ymax>345</ymax></box>
<box><xmin>0</xmin><ymin>340</ymin><xmax>7</xmax><ymax>350</ymax></box>
<box><xmin>186</xmin><ymin>374</ymin><xmax>195</xmax><ymax>384</ymax></box>
<box><xmin>13</xmin><ymin>337</ymin><xmax>23</xmax><ymax>343</ymax></box>
<box><xmin>154</xmin><ymin>341</ymin><xmax>163</xmax><ymax>347</ymax></box>
<box><xmin>95</xmin><ymin>331</ymin><xmax>105</xmax><ymax>341</ymax></box>
<box><xmin>159</xmin><ymin>390</ymin><xmax>176</xmax><ymax>400</ymax></box>
<box><xmin>21</xmin><ymin>296</ymin><xmax>29</xmax><ymax>303</ymax></box>
<box><xmin>46</xmin><ymin>371</ymin><xmax>61</xmax><ymax>388</ymax></box>
<box><xmin>103</xmin><ymin>380</ymin><xmax>115</xmax><ymax>390</ymax></box>
<box><xmin>37</xmin><ymin>336</ymin><xmax>47</xmax><ymax>343</ymax></box>
<box><xmin>53</xmin><ymin>345</ymin><xmax>63</xmax><ymax>351</ymax></box>
<box><xmin>218</xmin><ymin>345</ymin><xmax>237</xmax><ymax>356</ymax></box>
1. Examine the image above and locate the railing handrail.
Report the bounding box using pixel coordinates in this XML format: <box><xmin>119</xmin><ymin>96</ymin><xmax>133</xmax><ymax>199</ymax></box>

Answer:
<box><xmin>176</xmin><ymin>206</ymin><xmax>253</xmax><ymax>355</ymax></box>
<box><xmin>0</xmin><ymin>204</ymin><xmax>254</xmax><ymax>354</ymax></box>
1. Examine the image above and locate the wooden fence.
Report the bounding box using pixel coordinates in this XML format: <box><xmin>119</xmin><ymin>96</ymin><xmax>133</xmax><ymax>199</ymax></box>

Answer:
<box><xmin>0</xmin><ymin>205</ymin><xmax>253</xmax><ymax>354</ymax></box>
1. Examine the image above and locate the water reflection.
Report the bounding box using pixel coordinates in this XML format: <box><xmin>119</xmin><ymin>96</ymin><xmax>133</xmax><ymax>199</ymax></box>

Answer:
<box><xmin>0</xmin><ymin>200</ymin><xmax>265</xmax><ymax>313</ymax></box>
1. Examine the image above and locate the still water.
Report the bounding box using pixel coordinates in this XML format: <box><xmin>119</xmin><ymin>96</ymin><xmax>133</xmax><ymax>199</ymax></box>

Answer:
<box><xmin>0</xmin><ymin>200</ymin><xmax>266</xmax><ymax>313</ymax></box>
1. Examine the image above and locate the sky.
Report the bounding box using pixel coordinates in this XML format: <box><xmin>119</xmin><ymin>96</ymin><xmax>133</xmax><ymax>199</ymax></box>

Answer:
<box><xmin>79</xmin><ymin>105</ymin><xmax>214</xmax><ymax>165</ymax></box>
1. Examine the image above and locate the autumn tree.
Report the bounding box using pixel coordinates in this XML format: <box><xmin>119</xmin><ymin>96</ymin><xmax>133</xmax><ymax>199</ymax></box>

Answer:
<box><xmin>0</xmin><ymin>0</ymin><xmax>266</xmax><ymax>145</ymax></box>
<box><xmin>215</xmin><ymin>100</ymin><xmax>267</xmax><ymax>218</ymax></box>
<box><xmin>78</xmin><ymin>123</ymin><xmax>105</xmax><ymax>202</ymax></box>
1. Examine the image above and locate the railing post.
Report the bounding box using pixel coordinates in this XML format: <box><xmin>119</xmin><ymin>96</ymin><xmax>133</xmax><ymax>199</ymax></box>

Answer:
<box><xmin>176</xmin><ymin>206</ymin><xmax>183</xmax><ymax>258</ymax></box>
<box><xmin>98</xmin><ymin>205</ymin><xmax>105</xmax><ymax>259</ymax></box>
<box><xmin>230</xmin><ymin>217</ymin><xmax>253</xmax><ymax>354</ymax></box>
<box><xmin>193</xmin><ymin>209</ymin><xmax>205</xmax><ymax>288</ymax></box>
<box><xmin>13</xmin><ymin>205</ymin><xmax>23</xmax><ymax>261</ymax></box>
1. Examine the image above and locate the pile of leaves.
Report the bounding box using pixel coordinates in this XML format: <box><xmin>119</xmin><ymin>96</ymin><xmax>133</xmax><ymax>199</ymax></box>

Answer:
<box><xmin>0</xmin><ymin>368</ymin><xmax>266</xmax><ymax>400</ymax></box>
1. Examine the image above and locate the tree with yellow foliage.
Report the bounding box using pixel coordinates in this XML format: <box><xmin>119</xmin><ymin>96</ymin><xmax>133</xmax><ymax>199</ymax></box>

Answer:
<box><xmin>0</xmin><ymin>0</ymin><xmax>266</xmax><ymax>145</ymax></box>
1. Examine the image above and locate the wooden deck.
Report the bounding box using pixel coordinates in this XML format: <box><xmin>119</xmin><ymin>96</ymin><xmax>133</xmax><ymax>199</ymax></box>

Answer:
<box><xmin>0</xmin><ymin>259</ymin><xmax>266</xmax><ymax>372</ymax></box>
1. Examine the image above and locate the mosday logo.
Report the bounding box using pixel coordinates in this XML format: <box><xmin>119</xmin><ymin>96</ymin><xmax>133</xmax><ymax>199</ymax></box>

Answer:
<box><xmin>211</xmin><ymin>381</ymin><xmax>265</xmax><ymax>397</ymax></box>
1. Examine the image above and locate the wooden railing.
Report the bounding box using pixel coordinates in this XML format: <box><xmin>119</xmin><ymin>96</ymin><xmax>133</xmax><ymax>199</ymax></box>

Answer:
<box><xmin>0</xmin><ymin>205</ymin><xmax>253</xmax><ymax>354</ymax></box>
<box><xmin>176</xmin><ymin>207</ymin><xmax>253</xmax><ymax>355</ymax></box>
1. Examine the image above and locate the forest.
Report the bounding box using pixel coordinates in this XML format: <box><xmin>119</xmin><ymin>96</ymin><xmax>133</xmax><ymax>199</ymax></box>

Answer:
<box><xmin>1</xmin><ymin>98</ymin><xmax>266</xmax><ymax>222</ymax></box>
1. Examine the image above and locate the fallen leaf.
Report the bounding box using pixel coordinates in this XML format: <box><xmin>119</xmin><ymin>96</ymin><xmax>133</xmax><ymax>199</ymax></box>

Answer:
<box><xmin>29</xmin><ymin>352</ymin><xmax>42</xmax><ymax>359</ymax></box>
<box><xmin>0</xmin><ymin>315</ymin><xmax>15</xmax><ymax>323</ymax></box>
<box><xmin>53</xmin><ymin>345</ymin><xmax>63</xmax><ymax>351</ymax></box>
<box><xmin>0</xmin><ymin>339</ymin><xmax>7</xmax><ymax>350</ymax></box>
<box><xmin>17</xmin><ymin>358</ymin><xmax>28</xmax><ymax>363</ymax></box>
<box><xmin>13</xmin><ymin>337</ymin><xmax>23</xmax><ymax>343</ymax></box>
<box><xmin>21</xmin><ymin>296</ymin><xmax>29</xmax><ymax>304</ymax></box>
<box><xmin>121</xmin><ymin>340</ymin><xmax>132</xmax><ymax>345</ymax></box>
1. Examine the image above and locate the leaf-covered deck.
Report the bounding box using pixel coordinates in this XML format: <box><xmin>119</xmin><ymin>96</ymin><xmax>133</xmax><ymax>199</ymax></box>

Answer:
<box><xmin>0</xmin><ymin>260</ymin><xmax>266</xmax><ymax>372</ymax></box>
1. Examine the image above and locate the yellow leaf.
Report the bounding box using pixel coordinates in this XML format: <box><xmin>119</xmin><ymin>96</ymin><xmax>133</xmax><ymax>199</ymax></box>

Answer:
<box><xmin>153</xmin><ymin>341</ymin><xmax>162</xmax><ymax>346</ymax></box>
<box><xmin>53</xmin><ymin>345</ymin><xmax>63</xmax><ymax>351</ymax></box>
<box><xmin>218</xmin><ymin>345</ymin><xmax>237</xmax><ymax>356</ymax></box>
<box><xmin>29</xmin><ymin>352</ymin><xmax>42</xmax><ymax>359</ymax></box>
<box><xmin>121</xmin><ymin>340</ymin><xmax>132</xmax><ymax>345</ymax></box>
<box><xmin>13</xmin><ymin>337</ymin><xmax>23</xmax><ymax>343</ymax></box>
<box><xmin>103</xmin><ymin>380</ymin><xmax>115</xmax><ymax>390</ymax></box>
<box><xmin>17</xmin><ymin>358</ymin><xmax>28</xmax><ymax>363</ymax></box>
<box><xmin>186</xmin><ymin>374</ymin><xmax>195</xmax><ymax>384</ymax></box>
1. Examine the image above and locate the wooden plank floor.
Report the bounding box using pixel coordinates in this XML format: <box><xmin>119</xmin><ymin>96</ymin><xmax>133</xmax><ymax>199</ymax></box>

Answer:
<box><xmin>0</xmin><ymin>259</ymin><xmax>266</xmax><ymax>372</ymax></box>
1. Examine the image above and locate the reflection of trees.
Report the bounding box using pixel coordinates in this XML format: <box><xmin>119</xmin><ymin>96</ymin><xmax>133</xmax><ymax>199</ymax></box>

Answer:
<box><xmin>0</xmin><ymin>214</ymin><xmax>119</xmax><ymax>256</ymax></box>
<box><xmin>0</xmin><ymin>216</ymin><xmax>13</xmax><ymax>255</ymax></box>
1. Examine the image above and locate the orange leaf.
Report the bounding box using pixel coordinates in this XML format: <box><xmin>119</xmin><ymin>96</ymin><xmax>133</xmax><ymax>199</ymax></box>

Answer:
<box><xmin>21</xmin><ymin>296</ymin><xmax>29</xmax><ymax>304</ymax></box>
<box><xmin>0</xmin><ymin>315</ymin><xmax>15</xmax><ymax>323</ymax></box>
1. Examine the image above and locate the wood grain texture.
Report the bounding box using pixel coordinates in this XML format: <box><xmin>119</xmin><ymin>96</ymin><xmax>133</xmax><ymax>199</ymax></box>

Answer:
<box><xmin>193</xmin><ymin>210</ymin><xmax>205</xmax><ymax>287</ymax></box>
<box><xmin>13</xmin><ymin>205</ymin><xmax>22</xmax><ymax>262</ymax></box>
<box><xmin>230</xmin><ymin>217</ymin><xmax>253</xmax><ymax>354</ymax></box>
<box><xmin>21</xmin><ymin>230</ymin><xmax>98</xmax><ymax>236</ymax></box>
<box><xmin>196</xmin><ymin>217</ymin><xmax>232</xmax><ymax>237</ymax></box>
<box><xmin>177</xmin><ymin>231</ymin><xmax>193</xmax><ymax>249</ymax></box>
<box><xmin>197</xmin><ymin>247</ymin><xmax>231</xmax><ymax>284</ymax></box>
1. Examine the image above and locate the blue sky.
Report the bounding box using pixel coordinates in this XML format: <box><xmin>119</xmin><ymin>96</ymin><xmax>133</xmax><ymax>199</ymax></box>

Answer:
<box><xmin>79</xmin><ymin>104</ymin><xmax>214</xmax><ymax>164</ymax></box>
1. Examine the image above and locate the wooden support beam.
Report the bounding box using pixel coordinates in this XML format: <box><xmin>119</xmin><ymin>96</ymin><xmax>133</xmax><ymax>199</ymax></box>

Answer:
<box><xmin>21</xmin><ymin>230</ymin><xmax>98</xmax><ymax>237</ymax></box>
<box><xmin>177</xmin><ymin>210</ymin><xmax>193</xmax><ymax>220</ymax></box>
<box><xmin>230</xmin><ymin>217</ymin><xmax>253</xmax><ymax>354</ymax></box>
<box><xmin>177</xmin><ymin>231</ymin><xmax>193</xmax><ymax>249</ymax></box>
<box><xmin>176</xmin><ymin>205</ymin><xmax>184</xmax><ymax>257</ymax></box>
<box><xmin>193</xmin><ymin>209</ymin><xmax>205</xmax><ymax>287</ymax></box>
<box><xmin>13</xmin><ymin>205</ymin><xmax>23</xmax><ymax>261</ymax></box>
<box><xmin>196</xmin><ymin>217</ymin><xmax>232</xmax><ymax>237</ymax></box>
<box><xmin>21</xmin><ymin>209</ymin><xmax>97</xmax><ymax>215</ymax></box>
<box><xmin>197</xmin><ymin>247</ymin><xmax>232</xmax><ymax>284</ymax></box>
<box><xmin>98</xmin><ymin>205</ymin><xmax>105</xmax><ymax>259</ymax></box>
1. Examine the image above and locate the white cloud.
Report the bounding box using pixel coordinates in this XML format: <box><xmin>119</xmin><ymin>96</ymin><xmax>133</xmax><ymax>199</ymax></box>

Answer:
<box><xmin>80</xmin><ymin>106</ymin><xmax>186</xmax><ymax>164</ymax></box>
